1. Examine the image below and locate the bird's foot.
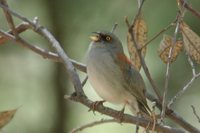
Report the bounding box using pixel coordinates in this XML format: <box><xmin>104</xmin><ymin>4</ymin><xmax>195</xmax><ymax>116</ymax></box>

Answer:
<box><xmin>88</xmin><ymin>100</ymin><xmax>105</xmax><ymax>114</ymax></box>
<box><xmin>117</xmin><ymin>107</ymin><xmax>125</xmax><ymax>122</ymax></box>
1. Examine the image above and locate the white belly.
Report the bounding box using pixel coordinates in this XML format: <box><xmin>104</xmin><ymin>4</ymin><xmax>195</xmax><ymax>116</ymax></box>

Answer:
<box><xmin>87</xmin><ymin>49</ymin><xmax>127</xmax><ymax>104</ymax></box>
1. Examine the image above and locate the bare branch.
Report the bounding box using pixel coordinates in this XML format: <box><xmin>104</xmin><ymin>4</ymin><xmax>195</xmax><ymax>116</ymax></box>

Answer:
<box><xmin>167</xmin><ymin>72</ymin><xmax>200</xmax><ymax>108</ymax></box>
<box><xmin>147</xmin><ymin>93</ymin><xmax>200</xmax><ymax>133</ymax></box>
<box><xmin>125</xmin><ymin>0</ymin><xmax>162</xmax><ymax>101</ymax></box>
<box><xmin>0</xmin><ymin>27</ymin><xmax>87</xmax><ymax>73</ymax></box>
<box><xmin>191</xmin><ymin>105</ymin><xmax>200</xmax><ymax>123</ymax></box>
<box><xmin>161</xmin><ymin>12</ymin><xmax>182</xmax><ymax>123</ymax></box>
<box><xmin>140</xmin><ymin>21</ymin><xmax>175</xmax><ymax>49</ymax></box>
<box><xmin>69</xmin><ymin>119</ymin><xmax>118</xmax><ymax>133</ymax></box>
<box><xmin>0</xmin><ymin>3</ymin><xmax>84</xmax><ymax>96</ymax></box>
<box><xmin>0</xmin><ymin>0</ymin><xmax>18</xmax><ymax>38</ymax></box>
<box><xmin>0</xmin><ymin>23</ymin><xmax>30</xmax><ymax>45</ymax></box>
<box><xmin>0</xmin><ymin>29</ymin><xmax>61</xmax><ymax>62</ymax></box>
<box><xmin>188</xmin><ymin>56</ymin><xmax>196</xmax><ymax>76</ymax></box>
<box><xmin>179</xmin><ymin>0</ymin><xmax>200</xmax><ymax>20</ymax></box>
<box><xmin>66</xmin><ymin>94</ymin><xmax>185</xmax><ymax>133</ymax></box>
<box><xmin>167</xmin><ymin>50</ymin><xmax>200</xmax><ymax>108</ymax></box>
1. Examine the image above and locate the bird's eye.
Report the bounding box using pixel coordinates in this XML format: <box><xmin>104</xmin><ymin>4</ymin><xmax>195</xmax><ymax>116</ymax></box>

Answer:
<box><xmin>105</xmin><ymin>36</ymin><xmax>112</xmax><ymax>41</ymax></box>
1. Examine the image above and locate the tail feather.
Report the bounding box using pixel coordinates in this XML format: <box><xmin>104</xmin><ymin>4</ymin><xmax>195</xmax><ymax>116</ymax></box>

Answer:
<box><xmin>128</xmin><ymin>100</ymin><xmax>151</xmax><ymax>117</ymax></box>
<box><xmin>137</xmin><ymin>100</ymin><xmax>151</xmax><ymax>116</ymax></box>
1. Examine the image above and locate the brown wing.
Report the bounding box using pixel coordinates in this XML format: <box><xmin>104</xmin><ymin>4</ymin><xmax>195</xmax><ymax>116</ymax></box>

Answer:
<box><xmin>116</xmin><ymin>53</ymin><xmax>151</xmax><ymax>114</ymax></box>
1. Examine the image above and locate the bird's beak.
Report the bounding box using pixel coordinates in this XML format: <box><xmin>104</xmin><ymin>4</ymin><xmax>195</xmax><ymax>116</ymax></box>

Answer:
<box><xmin>90</xmin><ymin>32</ymin><xmax>100</xmax><ymax>42</ymax></box>
<box><xmin>89</xmin><ymin>35</ymin><xmax>99</xmax><ymax>42</ymax></box>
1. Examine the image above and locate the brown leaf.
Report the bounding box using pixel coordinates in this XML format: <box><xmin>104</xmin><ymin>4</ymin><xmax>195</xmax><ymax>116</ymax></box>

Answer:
<box><xmin>180</xmin><ymin>22</ymin><xmax>200</xmax><ymax>64</ymax></box>
<box><xmin>127</xmin><ymin>15</ymin><xmax>147</xmax><ymax>71</ymax></box>
<box><xmin>158</xmin><ymin>35</ymin><xmax>183</xmax><ymax>64</ymax></box>
<box><xmin>0</xmin><ymin>108</ymin><xmax>18</xmax><ymax>129</ymax></box>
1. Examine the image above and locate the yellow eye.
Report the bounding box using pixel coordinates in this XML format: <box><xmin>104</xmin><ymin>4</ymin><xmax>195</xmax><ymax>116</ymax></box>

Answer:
<box><xmin>106</xmin><ymin>36</ymin><xmax>111</xmax><ymax>41</ymax></box>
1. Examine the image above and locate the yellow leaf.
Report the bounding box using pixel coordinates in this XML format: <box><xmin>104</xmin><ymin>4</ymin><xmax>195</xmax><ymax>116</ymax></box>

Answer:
<box><xmin>181</xmin><ymin>22</ymin><xmax>200</xmax><ymax>64</ymax></box>
<box><xmin>127</xmin><ymin>15</ymin><xmax>147</xmax><ymax>71</ymax></box>
<box><xmin>0</xmin><ymin>108</ymin><xmax>18</xmax><ymax>129</ymax></box>
<box><xmin>158</xmin><ymin>35</ymin><xmax>183</xmax><ymax>64</ymax></box>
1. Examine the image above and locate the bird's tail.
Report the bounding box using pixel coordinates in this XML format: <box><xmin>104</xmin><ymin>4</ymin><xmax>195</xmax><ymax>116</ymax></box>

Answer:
<box><xmin>128</xmin><ymin>100</ymin><xmax>151</xmax><ymax>117</ymax></box>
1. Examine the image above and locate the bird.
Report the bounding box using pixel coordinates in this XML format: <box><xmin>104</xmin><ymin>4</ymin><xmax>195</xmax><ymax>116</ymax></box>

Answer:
<box><xmin>86</xmin><ymin>31</ymin><xmax>151</xmax><ymax>117</ymax></box>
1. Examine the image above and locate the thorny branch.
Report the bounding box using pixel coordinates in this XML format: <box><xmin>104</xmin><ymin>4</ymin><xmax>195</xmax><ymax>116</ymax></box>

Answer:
<box><xmin>0</xmin><ymin>1</ymin><xmax>200</xmax><ymax>133</ymax></box>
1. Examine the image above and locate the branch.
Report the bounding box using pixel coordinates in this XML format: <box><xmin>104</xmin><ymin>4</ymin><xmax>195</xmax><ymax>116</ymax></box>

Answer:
<box><xmin>140</xmin><ymin>21</ymin><xmax>175</xmax><ymax>49</ymax></box>
<box><xmin>69</xmin><ymin>119</ymin><xmax>117</xmax><ymax>133</ymax></box>
<box><xmin>167</xmin><ymin>56</ymin><xmax>200</xmax><ymax>108</ymax></box>
<box><xmin>167</xmin><ymin>72</ymin><xmax>200</xmax><ymax>108</ymax></box>
<box><xmin>0</xmin><ymin>23</ymin><xmax>30</xmax><ymax>45</ymax></box>
<box><xmin>147</xmin><ymin>93</ymin><xmax>200</xmax><ymax>133</ymax></box>
<box><xmin>0</xmin><ymin>0</ymin><xmax>18</xmax><ymax>38</ymax></box>
<box><xmin>161</xmin><ymin>12</ymin><xmax>182</xmax><ymax>122</ymax></box>
<box><xmin>0</xmin><ymin>29</ymin><xmax>61</xmax><ymax>62</ymax></box>
<box><xmin>65</xmin><ymin>94</ymin><xmax>184</xmax><ymax>133</ymax></box>
<box><xmin>0</xmin><ymin>27</ymin><xmax>87</xmax><ymax>72</ymax></box>
<box><xmin>125</xmin><ymin>0</ymin><xmax>162</xmax><ymax>101</ymax></box>
<box><xmin>191</xmin><ymin>105</ymin><xmax>200</xmax><ymax>123</ymax></box>
<box><xmin>179</xmin><ymin>0</ymin><xmax>200</xmax><ymax>20</ymax></box>
<box><xmin>0</xmin><ymin>2</ymin><xmax>84</xmax><ymax>96</ymax></box>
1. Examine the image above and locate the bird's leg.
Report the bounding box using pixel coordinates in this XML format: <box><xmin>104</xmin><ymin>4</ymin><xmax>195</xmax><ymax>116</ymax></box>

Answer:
<box><xmin>150</xmin><ymin>110</ymin><xmax>156</xmax><ymax>133</ymax></box>
<box><xmin>88</xmin><ymin>100</ymin><xmax>106</xmax><ymax>114</ymax></box>
<box><xmin>136</xmin><ymin>112</ymin><xmax>140</xmax><ymax>133</ymax></box>
<box><xmin>117</xmin><ymin>102</ymin><xmax>128</xmax><ymax>122</ymax></box>
<box><xmin>135</xmin><ymin>124</ymin><xmax>139</xmax><ymax>133</ymax></box>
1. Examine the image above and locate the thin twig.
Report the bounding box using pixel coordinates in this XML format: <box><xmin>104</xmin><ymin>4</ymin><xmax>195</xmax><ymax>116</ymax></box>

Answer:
<box><xmin>0</xmin><ymin>29</ymin><xmax>61</xmax><ymax>61</ymax></box>
<box><xmin>161</xmin><ymin>12</ymin><xmax>182</xmax><ymax>123</ymax></box>
<box><xmin>126</xmin><ymin>0</ymin><xmax>162</xmax><ymax>100</ymax></box>
<box><xmin>0</xmin><ymin>23</ymin><xmax>30</xmax><ymax>45</ymax></box>
<box><xmin>140</xmin><ymin>22</ymin><xmax>175</xmax><ymax>49</ymax></box>
<box><xmin>0</xmin><ymin>3</ymin><xmax>36</xmax><ymax>28</ymax></box>
<box><xmin>0</xmin><ymin>28</ymin><xmax>87</xmax><ymax>72</ymax></box>
<box><xmin>0</xmin><ymin>0</ymin><xmax>18</xmax><ymax>38</ymax></box>
<box><xmin>179</xmin><ymin>0</ymin><xmax>200</xmax><ymax>20</ymax></box>
<box><xmin>191</xmin><ymin>105</ymin><xmax>200</xmax><ymax>123</ymax></box>
<box><xmin>167</xmin><ymin>72</ymin><xmax>200</xmax><ymax>108</ymax></box>
<box><xmin>147</xmin><ymin>93</ymin><xmax>200</xmax><ymax>133</ymax></box>
<box><xmin>188</xmin><ymin>56</ymin><xmax>196</xmax><ymax>76</ymax></box>
<box><xmin>69</xmin><ymin>119</ymin><xmax>118</xmax><ymax>133</ymax></box>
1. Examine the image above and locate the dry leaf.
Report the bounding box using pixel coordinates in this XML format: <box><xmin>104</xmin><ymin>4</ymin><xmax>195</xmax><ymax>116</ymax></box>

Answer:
<box><xmin>180</xmin><ymin>22</ymin><xmax>200</xmax><ymax>64</ymax></box>
<box><xmin>127</xmin><ymin>15</ymin><xmax>147</xmax><ymax>71</ymax></box>
<box><xmin>158</xmin><ymin>35</ymin><xmax>183</xmax><ymax>63</ymax></box>
<box><xmin>0</xmin><ymin>108</ymin><xmax>18</xmax><ymax>129</ymax></box>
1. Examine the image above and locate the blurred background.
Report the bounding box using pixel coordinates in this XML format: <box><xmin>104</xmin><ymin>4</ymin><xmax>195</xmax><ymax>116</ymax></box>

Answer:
<box><xmin>0</xmin><ymin>0</ymin><xmax>200</xmax><ymax>133</ymax></box>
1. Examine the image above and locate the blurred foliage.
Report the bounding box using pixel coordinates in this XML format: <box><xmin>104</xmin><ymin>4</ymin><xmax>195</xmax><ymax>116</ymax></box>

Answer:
<box><xmin>0</xmin><ymin>0</ymin><xmax>200</xmax><ymax>133</ymax></box>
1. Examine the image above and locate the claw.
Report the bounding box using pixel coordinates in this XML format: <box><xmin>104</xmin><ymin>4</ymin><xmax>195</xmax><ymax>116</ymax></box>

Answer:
<box><xmin>88</xmin><ymin>100</ymin><xmax>105</xmax><ymax>114</ymax></box>
<box><xmin>117</xmin><ymin>106</ymin><xmax>126</xmax><ymax>122</ymax></box>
